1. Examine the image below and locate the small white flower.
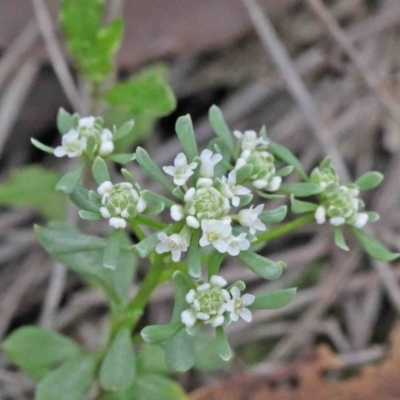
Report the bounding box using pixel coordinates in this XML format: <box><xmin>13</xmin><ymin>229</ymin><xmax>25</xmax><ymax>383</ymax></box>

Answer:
<box><xmin>54</xmin><ymin>129</ymin><xmax>86</xmax><ymax>158</ymax></box>
<box><xmin>238</xmin><ymin>204</ymin><xmax>266</xmax><ymax>235</ymax></box>
<box><xmin>233</xmin><ymin>130</ymin><xmax>268</xmax><ymax>151</ymax></box>
<box><xmin>267</xmin><ymin>176</ymin><xmax>282</xmax><ymax>191</ymax></box>
<box><xmin>155</xmin><ymin>232</ymin><xmax>188</xmax><ymax>262</ymax></box>
<box><xmin>99</xmin><ymin>128</ymin><xmax>114</xmax><ymax>156</ymax></box>
<box><xmin>199</xmin><ymin>219</ymin><xmax>232</xmax><ymax>253</ymax></box>
<box><xmin>220</xmin><ymin>170</ymin><xmax>251</xmax><ymax>207</ymax></box>
<box><xmin>170</xmin><ymin>205</ymin><xmax>185</xmax><ymax>221</ymax></box>
<box><xmin>97</xmin><ymin>181</ymin><xmax>114</xmax><ymax>196</ymax></box>
<box><xmin>186</xmin><ymin>215</ymin><xmax>200</xmax><ymax>228</ymax></box>
<box><xmin>315</xmin><ymin>205</ymin><xmax>326</xmax><ymax>224</ymax></box>
<box><xmin>163</xmin><ymin>153</ymin><xmax>198</xmax><ymax>186</ymax></box>
<box><xmin>226</xmin><ymin>287</ymin><xmax>255</xmax><ymax>323</ymax></box>
<box><xmin>353</xmin><ymin>213</ymin><xmax>369</xmax><ymax>229</ymax></box>
<box><xmin>78</xmin><ymin>116</ymin><xmax>96</xmax><ymax>128</ymax></box>
<box><xmin>226</xmin><ymin>233</ymin><xmax>250</xmax><ymax>256</ymax></box>
<box><xmin>181</xmin><ymin>309</ymin><xmax>197</xmax><ymax>328</ymax></box>
<box><xmin>109</xmin><ymin>217</ymin><xmax>126</xmax><ymax>229</ymax></box>
<box><xmin>330</xmin><ymin>216</ymin><xmax>345</xmax><ymax>226</ymax></box>
<box><xmin>199</xmin><ymin>149</ymin><xmax>222</xmax><ymax>178</ymax></box>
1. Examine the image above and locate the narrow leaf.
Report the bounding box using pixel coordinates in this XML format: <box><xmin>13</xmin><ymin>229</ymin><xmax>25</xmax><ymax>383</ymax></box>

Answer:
<box><xmin>175</xmin><ymin>115</ymin><xmax>198</xmax><ymax>161</ymax></box>
<box><xmin>31</xmin><ymin>138</ymin><xmax>54</xmax><ymax>154</ymax></box>
<box><xmin>249</xmin><ymin>288</ymin><xmax>296</xmax><ymax>309</ymax></box>
<box><xmin>187</xmin><ymin>230</ymin><xmax>201</xmax><ymax>278</ymax></box>
<box><xmin>103</xmin><ymin>229</ymin><xmax>121</xmax><ymax>270</ymax></box>
<box><xmin>92</xmin><ymin>156</ymin><xmax>110</xmax><ymax>184</ymax></box>
<box><xmin>141</xmin><ymin>322</ymin><xmax>184</xmax><ymax>344</ymax></box>
<box><xmin>208</xmin><ymin>251</ymin><xmax>225</xmax><ymax>277</ymax></box>
<box><xmin>209</xmin><ymin>105</ymin><xmax>234</xmax><ymax>152</ymax></box>
<box><xmin>290</xmin><ymin>195</ymin><xmax>318</xmax><ymax>214</ymax></box>
<box><xmin>79</xmin><ymin>210</ymin><xmax>102</xmax><ymax>220</ymax></box>
<box><xmin>279</xmin><ymin>182</ymin><xmax>322</xmax><ymax>197</ymax></box>
<box><xmin>57</xmin><ymin>108</ymin><xmax>75</xmax><ymax>134</ymax></box>
<box><xmin>70</xmin><ymin>187</ymin><xmax>101</xmax><ymax>213</ymax></box>
<box><xmin>165</xmin><ymin>328</ymin><xmax>194</xmax><ymax>372</ymax></box>
<box><xmin>235</xmin><ymin>164</ymin><xmax>253</xmax><ymax>184</ymax></box>
<box><xmin>259</xmin><ymin>205</ymin><xmax>287</xmax><ymax>224</ymax></box>
<box><xmin>215</xmin><ymin>327</ymin><xmax>232</xmax><ymax>361</ymax></box>
<box><xmin>108</xmin><ymin>153</ymin><xmax>136</xmax><ymax>164</ymax></box>
<box><xmin>334</xmin><ymin>227</ymin><xmax>349</xmax><ymax>251</ymax></box>
<box><xmin>55</xmin><ymin>163</ymin><xmax>85</xmax><ymax>194</ymax></box>
<box><xmin>276</xmin><ymin>165</ymin><xmax>293</xmax><ymax>177</ymax></box>
<box><xmin>114</xmin><ymin>120</ymin><xmax>135</xmax><ymax>140</ymax></box>
<box><xmin>355</xmin><ymin>171</ymin><xmax>384</xmax><ymax>191</ymax></box>
<box><xmin>351</xmin><ymin>227</ymin><xmax>399</xmax><ymax>261</ymax></box>
<box><xmin>238</xmin><ymin>251</ymin><xmax>283</xmax><ymax>280</ymax></box>
<box><xmin>141</xmin><ymin>190</ymin><xmax>176</xmax><ymax>207</ymax></box>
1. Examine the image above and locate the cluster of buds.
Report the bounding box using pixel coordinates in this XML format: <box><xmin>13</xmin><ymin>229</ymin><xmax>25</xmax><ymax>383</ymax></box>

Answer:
<box><xmin>181</xmin><ymin>275</ymin><xmax>255</xmax><ymax>331</ymax></box>
<box><xmin>311</xmin><ymin>161</ymin><xmax>369</xmax><ymax>228</ymax></box>
<box><xmin>54</xmin><ymin>116</ymin><xmax>114</xmax><ymax>158</ymax></box>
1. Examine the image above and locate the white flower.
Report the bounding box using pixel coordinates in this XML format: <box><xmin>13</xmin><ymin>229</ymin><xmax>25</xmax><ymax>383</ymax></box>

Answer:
<box><xmin>99</xmin><ymin>128</ymin><xmax>114</xmax><ymax>156</ymax></box>
<box><xmin>109</xmin><ymin>217</ymin><xmax>126</xmax><ymax>229</ymax></box>
<box><xmin>163</xmin><ymin>153</ymin><xmax>198</xmax><ymax>186</ymax></box>
<box><xmin>315</xmin><ymin>205</ymin><xmax>326</xmax><ymax>224</ymax></box>
<box><xmin>220</xmin><ymin>170</ymin><xmax>251</xmax><ymax>207</ymax></box>
<box><xmin>238</xmin><ymin>204</ymin><xmax>266</xmax><ymax>235</ymax></box>
<box><xmin>54</xmin><ymin>129</ymin><xmax>87</xmax><ymax>158</ymax></box>
<box><xmin>233</xmin><ymin>130</ymin><xmax>268</xmax><ymax>151</ymax></box>
<box><xmin>199</xmin><ymin>219</ymin><xmax>232</xmax><ymax>253</ymax></box>
<box><xmin>226</xmin><ymin>233</ymin><xmax>250</xmax><ymax>256</ymax></box>
<box><xmin>155</xmin><ymin>232</ymin><xmax>188</xmax><ymax>262</ymax></box>
<box><xmin>186</xmin><ymin>215</ymin><xmax>200</xmax><ymax>228</ymax></box>
<box><xmin>78</xmin><ymin>116</ymin><xmax>96</xmax><ymax>128</ymax></box>
<box><xmin>226</xmin><ymin>286</ymin><xmax>255</xmax><ymax>322</ymax></box>
<box><xmin>170</xmin><ymin>205</ymin><xmax>185</xmax><ymax>221</ymax></box>
<box><xmin>330</xmin><ymin>216</ymin><xmax>345</xmax><ymax>226</ymax></box>
<box><xmin>199</xmin><ymin>149</ymin><xmax>222</xmax><ymax>178</ymax></box>
<box><xmin>97</xmin><ymin>181</ymin><xmax>114</xmax><ymax>196</ymax></box>
<box><xmin>353</xmin><ymin>212</ymin><xmax>368</xmax><ymax>229</ymax></box>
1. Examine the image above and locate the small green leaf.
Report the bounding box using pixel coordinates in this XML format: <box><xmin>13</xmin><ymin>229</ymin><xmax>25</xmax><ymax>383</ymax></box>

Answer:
<box><xmin>268</xmin><ymin>141</ymin><xmax>308</xmax><ymax>180</ymax></box>
<box><xmin>290</xmin><ymin>195</ymin><xmax>318</xmax><ymax>214</ymax></box>
<box><xmin>355</xmin><ymin>171</ymin><xmax>384</xmax><ymax>191</ymax></box>
<box><xmin>132</xmin><ymin>374</ymin><xmax>187</xmax><ymax>400</ymax></box>
<box><xmin>249</xmin><ymin>288</ymin><xmax>296</xmax><ymax>309</ymax></box>
<box><xmin>187</xmin><ymin>230</ymin><xmax>201</xmax><ymax>278</ymax></box>
<box><xmin>366</xmin><ymin>211</ymin><xmax>380</xmax><ymax>222</ymax></box>
<box><xmin>79</xmin><ymin>210</ymin><xmax>102</xmax><ymax>220</ymax></box>
<box><xmin>99</xmin><ymin>329</ymin><xmax>136</xmax><ymax>392</ymax></box>
<box><xmin>57</xmin><ymin>108</ymin><xmax>75</xmax><ymax>134</ymax></box>
<box><xmin>279</xmin><ymin>182</ymin><xmax>322</xmax><ymax>197</ymax></box>
<box><xmin>238</xmin><ymin>251</ymin><xmax>283</xmax><ymax>280</ymax></box>
<box><xmin>276</xmin><ymin>165</ymin><xmax>293</xmax><ymax>177</ymax></box>
<box><xmin>36</xmin><ymin>355</ymin><xmax>98</xmax><ymax>400</ymax></box>
<box><xmin>237</xmin><ymin>194</ymin><xmax>253</xmax><ymax>207</ymax></box>
<box><xmin>165</xmin><ymin>328</ymin><xmax>194</xmax><ymax>372</ymax></box>
<box><xmin>141</xmin><ymin>190</ymin><xmax>176</xmax><ymax>208</ymax></box>
<box><xmin>56</xmin><ymin>164</ymin><xmax>85</xmax><ymax>194</ymax></box>
<box><xmin>114</xmin><ymin>120</ymin><xmax>135</xmax><ymax>140</ymax></box>
<box><xmin>103</xmin><ymin>229</ymin><xmax>122</xmax><ymax>270</ymax></box>
<box><xmin>334</xmin><ymin>227</ymin><xmax>349</xmax><ymax>251</ymax></box>
<box><xmin>351</xmin><ymin>227</ymin><xmax>399</xmax><ymax>261</ymax></box>
<box><xmin>194</xmin><ymin>331</ymin><xmax>227</xmax><ymax>371</ymax></box>
<box><xmin>136</xmin><ymin>147</ymin><xmax>175</xmax><ymax>192</ymax></box>
<box><xmin>31</xmin><ymin>138</ymin><xmax>54</xmax><ymax>154</ymax></box>
<box><xmin>175</xmin><ymin>115</ymin><xmax>198</xmax><ymax>161</ymax></box>
<box><xmin>141</xmin><ymin>322</ymin><xmax>184</xmax><ymax>344</ymax></box>
<box><xmin>92</xmin><ymin>156</ymin><xmax>110</xmax><ymax>184</ymax></box>
<box><xmin>108</xmin><ymin>153</ymin><xmax>136</xmax><ymax>164</ymax></box>
<box><xmin>136</xmin><ymin>345</ymin><xmax>168</xmax><ymax>376</ymax></box>
<box><xmin>70</xmin><ymin>187</ymin><xmax>101</xmax><ymax>213</ymax></box>
<box><xmin>215</xmin><ymin>327</ymin><xmax>232</xmax><ymax>361</ymax></box>
<box><xmin>208</xmin><ymin>251</ymin><xmax>225</xmax><ymax>277</ymax></box>
<box><xmin>259</xmin><ymin>205</ymin><xmax>287</xmax><ymax>224</ymax></box>
<box><xmin>0</xmin><ymin>166</ymin><xmax>66</xmax><ymax>220</ymax></box>
<box><xmin>209</xmin><ymin>105</ymin><xmax>234</xmax><ymax>152</ymax></box>
<box><xmin>235</xmin><ymin>164</ymin><xmax>253</xmax><ymax>184</ymax></box>
<box><xmin>2</xmin><ymin>327</ymin><xmax>83</xmax><ymax>381</ymax></box>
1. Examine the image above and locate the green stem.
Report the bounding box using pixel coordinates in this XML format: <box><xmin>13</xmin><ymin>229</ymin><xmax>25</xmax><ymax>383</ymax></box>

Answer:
<box><xmin>135</xmin><ymin>215</ymin><xmax>167</xmax><ymax>230</ymax></box>
<box><xmin>255</xmin><ymin>214</ymin><xmax>314</xmax><ymax>244</ymax></box>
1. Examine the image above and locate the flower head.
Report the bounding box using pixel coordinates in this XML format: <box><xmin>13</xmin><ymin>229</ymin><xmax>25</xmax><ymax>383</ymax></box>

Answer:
<box><xmin>226</xmin><ymin>286</ymin><xmax>255</xmax><ymax>322</ymax></box>
<box><xmin>199</xmin><ymin>219</ymin><xmax>232</xmax><ymax>253</ymax></box>
<box><xmin>234</xmin><ymin>130</ymin><xmax>268</xmax><ymax>151</ymax></box>
<box><xmin>225</xmin><ymin>233</ymin><xmax>251</xmax><ymax>256</ymax></box>
<box><xmin>97</xmin><ymin>181</ymin><xmax>146</xmax><ymax>229</ymax></box>
<box><xmin>54</xmin><ymin>129</ymin><xmax>86</xmax><ymax>158</ymax></box>
<box><xmin>163</xmin><ymin>153</ymin><xmax>198</xmax><ymax>186</ymax></box>
<box><xmin>238</xmin><ymin>204</ymin><xmax>266</xmax><ymax>235</ymax></box>
<box><xmin>220</xmin><ymin>170</ymin><xmax>251</xmax><ymax>207</ymax></box>
<box><xmin>156</xmin><ymin>232</ymin><xmax>189</xmax><ymax>262</ymax></box>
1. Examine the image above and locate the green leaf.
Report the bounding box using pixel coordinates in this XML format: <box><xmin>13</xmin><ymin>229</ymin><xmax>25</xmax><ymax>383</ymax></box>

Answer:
<box><xmin>136</xmin><ymin>345</ymin><xmax>168</xmax><ymax>376</ymax></box>
<box><xmin>2</xmin><ymin>327</ymin><xmax>83</xmax><ymax>381</ymax></box>
<box><xmin>35</xmin><ymin>355</ymin><xmax>98</xmax><ymax>400</ymax></box>
<box><xmin>79</xmin><ymin>210</ymin><xmax>102</xmax><ymax>220</ymax></box>
<box><xmin>259</xmin><ymin>205</ymin><xmax>287</xmax><ymax>224</ymax></box>
<box><xmin>141</xmin><ymin>322</ymin><xmax>184</xmax><ymax>344</ymax></box>
<box><xmin>208</xmin><ymin>251</ymin><xmax>225</xmax><ymax>277</ymax></box>
<box><xmin>366</xmin><ymin>211</ymin><xmax>380</xmax><ymax>222</ymax></box>
<box><xmin>276</xmin><ymin>165</ymin><xmax>293</xmax><ymax>177</ymax></box>
<box><xmin>141</xmin><ymin>190</ymin><xmax>176</xmax><ymax>208</ymax></box>
<box><xmin>132</xmin><ymin>374</ymin><xmax>187</xmax><ymax>400</ymax></box>
<box><xmin>55</xmin><ymin>163</ymin><xmax>85</xmax><ymax>194</ymax></box>
<box><xmin>235</xmin><ymin>164</ymin><xmax>253</xmax><ymax>184</ymax></box>
<box><xmin>31</xmin><ymin>138</ymin><xmax>54</xmax><ymax>154</ymax></box>
<box><xmin>351</xmin><ymin>227</ymin><xmax>400</xmax><ymax>261</ymax></box>
<box><xmin>70</xmin><ymin>187</ymin><xmax>101</xmax><ymax>213</ymax></box>
<box><xmin>334</xmin><ymin>227</ymin><xmax>349</xmax><ymax>251</ymax></box>
<box><xmin>135</xmin><ymin>147</ymin><xmax>175</xmax><ymax>192</ymax></box>
<box><xmin>290</xmin><ymin>195</ymin><xmax>318</xmax><ymax>214</ymax></box>
<box><xmin>249</xmin><ymin>288</ymin><xmax>296</xmax><ymax>309</ymax></box>
<box><xmin>56</xmin><ymin>108</ymin><xmax>75</xmax><ymax>134</ymax></box>
<box><xmin>103</xmin><ymin>65</ymin><xmax>176</xmax><ymax>116</ymax></box>
<box><xmin>268</xmin><ymin>141</ymin><xmax>308</xmax><ymax>180</ymax></box>
<box><xmin>103</xmin><ymin>229</ymin><xmax>121</xmax><ymax>270</ymax></box>
<box><xmin>215</xmin><ymin>327</ymin><xmax>232</xmax><ymax>361</ymax></box>
<box><xmin>187</xmin><ymin>230</ymin><xmax>201</xmax><ymax>278</ymax></box>
<box><xmin>0</xmin><ymin>166</ymin><xmax>66</xmax><ymax>220</ymax></box>
<box><xmin>238</xmin><ymin>251</ymin><xmax>283</xmax><ymax>280</ymax></box>
<box><xmin>100</xmin><ymin>329</ymin><xmax>136</xmax><ymax>392</ymax></box>
<box><xmin>114</xmin><ymin>120</ymin><xmax>135</xmax><ymax>140</ymax></box>
<box><xmin>108</xmin><ymin>153</ymin><xmax>136</xmax><ymax>164</ymax></box>
<box><xmin>208</xmin><ymin>105</ymin><xmax>234</xmax><ymax>152</ymax></box>
<box><xmin>175</xmin><ymin>115</ymin><xmax>198</xmax><ymax>161</ymax></box>
<box><xmin>92</xmin><ymin>156</ymin><xmax>110</xmax><ymax>184</ymax></box>
<box><xmin>61</xmin><ymin>0</ymin><xmax>123</xmax><ymax>82</ymax></box>
<box><xmin>193</xmin><ymin>331</ymin><xmax>227</xmax><ymax>371</ymax></box>
<box><xmin>279</xmin><ymin>182</ymin><xmax>322</xmax><ymax>197</ymax></box>
<box><xmin>165</xmin><ymin>328</ymin><xmax>194</xmax><ymax>372</ymax></box>
<box><xmin>355</xmin><ymin>171</ymin><xmax>384</xmax><ymax>191</ymax></box>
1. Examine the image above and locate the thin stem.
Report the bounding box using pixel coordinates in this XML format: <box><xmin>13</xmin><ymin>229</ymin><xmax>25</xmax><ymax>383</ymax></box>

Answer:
<box><xmin>255</xmin><ymin>214</ymin><xmax>315</xmax><ymax>245</ymax></box>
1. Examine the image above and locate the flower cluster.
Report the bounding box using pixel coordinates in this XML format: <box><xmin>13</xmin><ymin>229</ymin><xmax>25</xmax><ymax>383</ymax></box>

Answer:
<box><xmin>181</xmin><ymin>275</ymin><xmax>255</xmax><ymax>331</ymax></box>
<box><xmin>311</xmin><ymin>162</ymin><xmax>369</xmax><ymax>228</ymax></box>
<box><xmin>97</xmin><ymin>181</ymin><xmax>147</xmax><ymax>229</ymax></box>
<box><xmin>54</xmin><ymin>116</ymin><xmax>114</xmax><ymax>158</ymax></box>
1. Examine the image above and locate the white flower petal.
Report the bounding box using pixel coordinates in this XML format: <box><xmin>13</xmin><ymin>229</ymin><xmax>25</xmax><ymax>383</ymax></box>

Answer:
<box><xmin>98</xmin><ymin>181</ymin><xmax>113</xmax><ymax>196</ymax></box>
<box><xmin>210</xmin><ymin>275</ymin><xmax>227</xmax><ymax>287</ymax></box>
<box><xmin>54</xmin><ymin>146</ymin><xmax>66</xmax><ymax>157</ymax></box>
<box><xmin>239</xmin><ymin>308</ymin><xmax>252</xmax><ymax>322</ymax></box>
<box><xmin>170</xmin><ymin>205</ymin><xmax>184</xmax><ymax>221</ymax></box>
<box><xmin>186</xmin><ymin>216</ymin><xmax>200</xmax><ymax>228</ymax></box>
<box><xmin>109</xmin><ymin>217</ymin><xmax>126</xmax><ymax>229</ymax></box>
<box><xmin>315</xmin><ymin>206</ymin><xmax>326</xmax><ymax>224</ymax></box>
<box><xmin>354</xmin><ymin>213</ymin><xmax>368</xmax><ymax>229</ymax></box>
<box><xmin>229</xmin><ymin>312</ymin><xmax>239</xmax><ymax>322</ymax></box>
<box><xmin>181</xmin><ymin>310</ymin><xmax>196</xmax><ymax>327</ymax></box>
<box><xmin>230</xmin><ymin>286</ymin><xmax>241</xmax><ymax>299</ymax></box>
<box><xmin>242</xmin><ymin>294</ymin><xmax>255</xmax><ymax>306</ymax></box>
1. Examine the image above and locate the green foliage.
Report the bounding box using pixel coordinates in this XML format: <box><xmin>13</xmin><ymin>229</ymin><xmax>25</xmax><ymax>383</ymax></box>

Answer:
<box><xmin>279</xmin><ymin>182</ymin><xmax>322</xmax><ymax>197</ymax></box>
<box><xmin>92</xmin><ymin>156</ymin><xmax>110</xmax><ymax>184</ymax></box>
<box><xmin>56</xmin><ymin>163</ymin><xmax>85</xmax><ymax>194</ymax></box>
<box><xmin>175</xmin><ymin>115</ymin><xmax>198</xmax><ymax>161</ymax></box>
<box><xmin>290</xmin><ymin>195</ymin><xmax>318</xmax><ymax>213</ymax></box>
<box><xmin>141</xmin><ymin>322</ymin><xmax>184</xmax><ymax>345</ymax></box>
<box><xmin>334</xmin><ymin>227</ymin><xmax>349</xmax><ymax>251</ymax></box>
<box><xmin>238</xmin><ymin>251</ymin><xmax>284</xmax><ymax>280</ymax></box>
<box><xmin>209</xmin><ymin>105</ymin><xmax>234</xmax><ymax>152</ymax></box>
<box><xmin>216</xmin><ymin>327</ymin><xmax>232</xmax><ymax>361</ymax></box>
<box><xmin>250</xmin><ymin>288</ymin><xmax>296</xmax><ymax>309</ymax></box>
<box><xmin>0</xmin><ymin>166</ymin><xmax>66</xmax><ymax>220</ymax></box>
<box><xmin>2</xmin><ymin>327</ymin><xmax>83</xmax><ymax>381</ymax></box>
<box><xmin>355</xmin><ymin>171</ymin><xmax>384</xmax><ymax>191</ymax></box>
<box><xmin>259</xmin><ymin>205</ymin><xmax>287</xmax><ymax>224</ymax></box>
<box><xmin>61</xmin><ymin>0</ymin><xmax>123</xmax><ymax>82</ymax></box>
<box><xmin>131</xmin><ymin>374</ymin><xmax>187</xmax><ymax>400</ymax></box>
